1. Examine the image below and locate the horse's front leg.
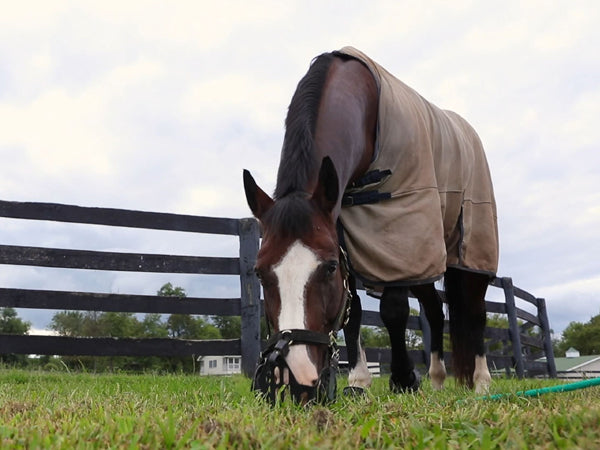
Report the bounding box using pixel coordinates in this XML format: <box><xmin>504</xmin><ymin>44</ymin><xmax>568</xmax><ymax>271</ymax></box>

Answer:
<box><xmin>380</xmin><ymin>286</ymin><xmax>420</xmax><ymax>392</ymax></box>
<box><xmin>342</xmin><ymin>277</ymin><xmax>372</xmax><ymax>394</ymax></box>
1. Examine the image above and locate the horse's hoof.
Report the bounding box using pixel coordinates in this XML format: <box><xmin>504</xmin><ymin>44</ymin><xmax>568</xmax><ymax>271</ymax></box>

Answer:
<box><xmin>389</xmin><ymin>369</ymin><xmax>420</xmax><ymax>393</ymax></box>
<box><xmin>343</xmin><ymin>386</ymin><xmax>366</xmax><ymax>396</ymax></box>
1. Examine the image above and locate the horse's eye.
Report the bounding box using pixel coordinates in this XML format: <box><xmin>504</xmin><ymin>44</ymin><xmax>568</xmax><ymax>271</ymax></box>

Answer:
<box><xmin>326</xmin><ymin>261</ymin><xmax>338</xmax><ymax>275</ymax></box>
<box><xmin>254</xmin><ymin>267</ymin><xmax>263</xmax><ymax>280</ymax></box>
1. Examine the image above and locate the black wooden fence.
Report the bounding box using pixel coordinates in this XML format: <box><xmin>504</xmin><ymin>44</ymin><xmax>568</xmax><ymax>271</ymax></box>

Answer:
<box><xmin>0</xmin><ymin>200</ymin><xmax>556</xmax><ymax>378</ymax></box>
<box><xmin>357</xmin><ymin>277</ymin><xmax>558</xmax><ymax>378</ymax></box>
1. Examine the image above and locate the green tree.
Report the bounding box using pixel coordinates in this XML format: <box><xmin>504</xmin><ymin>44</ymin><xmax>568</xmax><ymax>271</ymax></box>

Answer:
<box><xmin>0</xmin><ymin>308</ymin><xmax>31</xmax><ymax>366</ymax></box>
<box><xmin>141</xmin><ymin>313</ymin><xmax>168</xmax><ymax>338</ymax></box>
<box><xmin>158</xmin><ymin>282</ymin><xmax>222</xmax><ymax>372</ymax></box>
<box><xmin>50</xmin><ymin>311</ymin><xmax>85</xmax><ymax>337</ymax></box>
<box><xmin>99</xmin><ymin>312</ymin><xmax>142</xmax><ymax>338</ymax></box>
<box><xmin>360</xmin><ymin>326</ymin><xmax>391</xmax><ymax>348</ymax></box>
<box><xmin>157</xmin><ymin>282</ymin><xmax>186</xmax><ymax>298</ymax></box>
<box><xmin>212</xmin><ymin>316</ymin><xmax>241</xmax><ymax>339</ymax></box>
<box><xmin>157</xmin><ymin>283</ymin><xmax>221</xmax><ymax>340</ymax></box>
<box><xmin>556</xmin><ymin>313</ymin><xmax>600</xmax><ymax>356</ymax></box>
<box><xmin>0</xmin><ymin>308</ymin><xmax>30</xmax><ymax>335</ymax></box>
<box><xmin>360</xmin><ymin>308</ymin><xmax>423</xmax><ymax>350</ymax></box>
<box><xmin>50</xmin><ymin>310</ymin><xmax>146</xmax><ymax>372</ymax></box>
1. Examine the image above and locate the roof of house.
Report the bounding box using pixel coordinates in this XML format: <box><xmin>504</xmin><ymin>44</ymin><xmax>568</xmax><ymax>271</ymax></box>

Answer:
<box><xmin>553</xmin><ymin>355</ymin><xmax>600</xmax><ymax>371</ymax></box>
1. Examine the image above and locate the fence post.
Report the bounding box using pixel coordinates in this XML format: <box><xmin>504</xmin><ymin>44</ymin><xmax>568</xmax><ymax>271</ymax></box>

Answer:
<box><xmin>502</xmin><ymin>277</ymin><xmax>525</xmax><ymax>378</ymax></box>
<box><xmin>238</xmin><ymin>218</ymin><xmax>261</xmax><ymax>377</ymax></box>
<box><xmin>537</xmin><ymin>297</ymin><xmax>557</xmax><ymax>378</ymax></box>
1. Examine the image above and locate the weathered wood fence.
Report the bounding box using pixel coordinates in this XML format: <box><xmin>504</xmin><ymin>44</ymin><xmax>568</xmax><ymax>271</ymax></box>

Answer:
<box><xmin>0</xmin><ymin>200</ymin><xmax>556</xmax><ymax>378</ymax></box>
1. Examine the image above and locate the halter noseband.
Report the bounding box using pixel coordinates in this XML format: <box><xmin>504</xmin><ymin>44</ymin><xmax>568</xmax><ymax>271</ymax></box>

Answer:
<box><xmin>252</xmin><ymin>246</ymin><xmax>352</xmax><ymax>404</ymax></box>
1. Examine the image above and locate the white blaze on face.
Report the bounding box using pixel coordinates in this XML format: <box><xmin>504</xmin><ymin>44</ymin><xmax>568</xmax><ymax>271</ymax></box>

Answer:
<box><xmin>273</xmin><ymin>240</ymin><xmax>321</xmax><ymax>386</ymax></box>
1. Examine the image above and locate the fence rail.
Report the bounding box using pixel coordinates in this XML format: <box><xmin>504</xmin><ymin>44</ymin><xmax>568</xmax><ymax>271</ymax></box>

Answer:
<box><xmin>0</xmin><ymin>200</ymin><xmax>556</xmax><ymax>378</ymax></box>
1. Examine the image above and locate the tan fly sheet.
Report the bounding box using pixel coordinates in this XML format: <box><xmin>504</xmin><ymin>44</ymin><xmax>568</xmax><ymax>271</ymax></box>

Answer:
<box><xmin>338</xmin><ymin>46</ymin><xmax>498</xmax><ymax>287</ymax></box>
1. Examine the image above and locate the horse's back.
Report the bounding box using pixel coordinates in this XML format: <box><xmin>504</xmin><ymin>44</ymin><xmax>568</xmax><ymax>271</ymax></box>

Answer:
<box><xmin>337</xmin><ymin>47</ymin><xmax>498</xmax><ymax>285</ymax></box>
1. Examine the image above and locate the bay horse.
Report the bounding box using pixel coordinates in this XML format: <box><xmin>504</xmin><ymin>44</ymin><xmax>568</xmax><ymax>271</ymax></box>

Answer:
<box><xmin>243</xmin><ymin>47</ymin><xmax>498</xmax><ymax>404</ymax></box>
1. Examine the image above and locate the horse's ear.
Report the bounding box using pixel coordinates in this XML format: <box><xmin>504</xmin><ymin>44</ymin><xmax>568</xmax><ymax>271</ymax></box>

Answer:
<box><xmin>312</xmin><ymin>156</ymin><xmax>339</xmax><ymax>215</ymax></box>
<box><xmin>243</xmin><ymin>169</ymin><xmax>274</xmax><ymax>219</ymax></box>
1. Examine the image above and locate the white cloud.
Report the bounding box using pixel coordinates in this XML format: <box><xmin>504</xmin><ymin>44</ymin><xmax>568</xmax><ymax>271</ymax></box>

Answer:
<box><xmin>1</xmin><ymin>1</ymin><xmax>600</xmax><ymax>333</ymax></box>
<box><xmin>0</xmin><ymin>88</ymin><xmax>115</xmax><ymax>175</ymax></box>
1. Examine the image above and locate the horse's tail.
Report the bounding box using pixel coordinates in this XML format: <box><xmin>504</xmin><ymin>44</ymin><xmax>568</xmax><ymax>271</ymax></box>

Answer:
<box><xmin>445</xmin><ymin>267</ymin><xmax>488</xmax><ymax>388</ymax></box>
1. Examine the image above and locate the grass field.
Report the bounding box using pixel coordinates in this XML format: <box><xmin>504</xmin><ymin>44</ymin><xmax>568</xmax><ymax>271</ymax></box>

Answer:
<box><xmin>1</xmin><ymin>369</ymin><xmax>599</xmax><ymax>449</ymax></box>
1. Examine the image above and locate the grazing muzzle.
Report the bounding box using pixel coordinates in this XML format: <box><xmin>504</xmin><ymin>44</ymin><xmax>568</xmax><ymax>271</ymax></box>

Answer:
<box><xmin>252</xmin><ymin>247</ymin><xmax>352</xmax><ymax>405</ymax></box>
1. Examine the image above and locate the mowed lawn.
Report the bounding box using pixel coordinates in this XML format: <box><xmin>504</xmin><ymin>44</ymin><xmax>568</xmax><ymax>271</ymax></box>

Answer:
<box><xmin>0</xmin><ymin>369</ymin><xmax>599</xmax><ymax>449</ymax></box>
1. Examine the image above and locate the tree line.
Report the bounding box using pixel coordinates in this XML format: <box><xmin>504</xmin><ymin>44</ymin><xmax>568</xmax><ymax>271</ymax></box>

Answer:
<box><xmin>1</xmin><ymin>283</ymin><xmax>244</xmax><ymax>372</ymax></box>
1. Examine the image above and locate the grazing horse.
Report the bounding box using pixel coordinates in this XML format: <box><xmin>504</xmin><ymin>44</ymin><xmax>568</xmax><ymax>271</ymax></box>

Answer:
<box><xmin>243</xmin><ymin>47</ymin><xmax>498</xmax><ymax>404</ymax></box>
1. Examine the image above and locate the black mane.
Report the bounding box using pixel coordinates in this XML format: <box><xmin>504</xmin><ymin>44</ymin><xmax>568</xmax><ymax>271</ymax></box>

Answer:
<box><xmin>274</xmin><ymin>52</ymin><xmax>338</xmax><ymax>199</ymax></box>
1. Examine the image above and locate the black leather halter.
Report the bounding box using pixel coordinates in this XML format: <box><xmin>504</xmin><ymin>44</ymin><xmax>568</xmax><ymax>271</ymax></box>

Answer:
<box><xmin>252</xmin><ymin>246</ymin><xmax>352</xmax><ymax>404</ymax></box>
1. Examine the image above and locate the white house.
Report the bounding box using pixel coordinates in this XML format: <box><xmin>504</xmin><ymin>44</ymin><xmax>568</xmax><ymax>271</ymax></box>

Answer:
<box><xmin>197</xmin><ymin>355</ymin><xmax>241</xmax><ymax>376</ymax></box>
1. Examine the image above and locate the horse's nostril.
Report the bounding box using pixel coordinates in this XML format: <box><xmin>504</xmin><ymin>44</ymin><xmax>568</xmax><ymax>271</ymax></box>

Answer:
<box><xmin>311</xmin><ymin>378</ymin><xmax>318</xmax><ymax>387</ymax></box>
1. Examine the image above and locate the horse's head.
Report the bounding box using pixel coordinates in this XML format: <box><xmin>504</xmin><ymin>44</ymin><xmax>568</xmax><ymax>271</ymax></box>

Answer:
<box><xmin>243</xmin><ymin>157</ymin><xmax>349</xmax><ymax>404</ymax></box>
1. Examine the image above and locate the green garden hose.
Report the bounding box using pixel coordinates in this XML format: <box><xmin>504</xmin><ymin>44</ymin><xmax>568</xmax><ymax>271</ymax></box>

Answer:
<box><xmin>476</xmin><ymin>377</ymin><xmax>600</xmax><ymax>401</ymax></box>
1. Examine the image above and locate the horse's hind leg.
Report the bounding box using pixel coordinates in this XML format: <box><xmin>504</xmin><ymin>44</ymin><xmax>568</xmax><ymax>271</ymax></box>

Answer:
<box><xmin>445</xmin><ymin>267</ymin><xmax>491</xmax><ymax>393</ymax></box>
<box><xmin>411</xmin><ymin>283</ymin><xmax>447</xmax><ymax>390</ymax></box>
<box><xmin>380</xmin><ymin>286</ymin><xmax>420</xmax><ymax>392</ymax></box>
<box><xmin>343</xmin><ymin>276</ymin><xmax>372</xmax><ymax>394</ymax></box>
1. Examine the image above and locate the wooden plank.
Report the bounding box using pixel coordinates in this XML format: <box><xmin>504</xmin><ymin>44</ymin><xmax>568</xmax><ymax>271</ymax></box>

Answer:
<box><xmin>520</xmin><ymin>321</ymin><xmax>536</xmax><ymax>332</ymax></box>
<box><xmin>484</xmin><ymin>326</ymin><xmax>510</xmax><ymax>340</ymax></box>
<box><xmin>338</xmin><ymin>347</ymin><xmax>427</xmax><ymax>366</ymax></box>
<box><xmin>512</xmin><ymin>285</ymin><xmax>539</xmax><ymax>306</ymax></box>
<box><xmin>525</xmin><ymin>350</ymin><xmax>547</xmax><ymax>361</ymax></box>
<box><xmin>519</xmin><ymin>334</ymin><xmax>543</xmax><ymax>349</ymax></box>
<box><xmin>490</xmin><ymin>277</ymin><xmax>503</xmax><ymax>289</ymax></box>
<box><xmin>486</xmin><ymin>301</ymin><xmax>507</xmax><ymax>314</ymax></box>
<box><xmin>0</xmin><ymin>334</ymin><xmax>241</xmax><ymax>357</ymax></box>
<box><xmin>515</xmin><ymin>307</ymin><xmax>540</xmax><ymax>326</ymax></box>
<box><xmin>0</xmin><ymin>245</ymin><xmax>239</xmax><ymax>275</ymax></box>
<box><xmin>0</xmin><ymin>288</ymin><xmax>241</xmax><ymax>315</ymax></box>
<box><xmin>361</xmin><ymin>310</ymin><xmax>383</xmax><ymax>327</ymax></box>
<box><xmin>0</xmin><ymin>200</ymin><xmax>240</xmax><ymax>235</ymax></box>
<box><xmin>487</xmin><ymin>354</ymin><xmax>513</xmax><ymax>368</ymax></box>
<box><xmin>360</xmin><ymin>310</ymin><xmax>422</xmax><ymax>330</ymax></box>
<box><xmin>523</xmin><ymin>359</ymin><xmax>549</xmax><ymax>372</ymax></box>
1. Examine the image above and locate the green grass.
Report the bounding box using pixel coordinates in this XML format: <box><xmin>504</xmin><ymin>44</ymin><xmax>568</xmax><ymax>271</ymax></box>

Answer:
<box><xmin>1</xmin><ymin>370</ymin><xmax>599</xmax><ymax>449</ymax></box>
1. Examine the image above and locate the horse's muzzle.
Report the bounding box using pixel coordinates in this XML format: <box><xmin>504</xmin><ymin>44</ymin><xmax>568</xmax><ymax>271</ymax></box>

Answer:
<box><xmin>251</xmin><ymin>329</ymin><xmax>338</xmax><ymax>405</ymax></box>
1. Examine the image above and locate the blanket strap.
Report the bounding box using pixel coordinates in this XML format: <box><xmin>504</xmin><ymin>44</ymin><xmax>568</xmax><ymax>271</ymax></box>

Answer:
<box><xmin>342</xmin><ymin>190</ymin><xmax>391</xmax><ymax>206</ymax></box>
<box><xmin>349</xmin><ymin>169</ymin><xmax>392</xmax><ymax>188</ymax></box>
<box><xmin>343</xmin><ymin>169</ymin><xmax>392</xmax><ymax>206</ymax></box>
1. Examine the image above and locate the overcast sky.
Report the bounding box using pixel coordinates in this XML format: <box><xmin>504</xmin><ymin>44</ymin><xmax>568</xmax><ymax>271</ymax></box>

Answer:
<box><xmin>1</xmin><ymin>1</ymin><xmax>599</xmax><ymax>336</ymax></box>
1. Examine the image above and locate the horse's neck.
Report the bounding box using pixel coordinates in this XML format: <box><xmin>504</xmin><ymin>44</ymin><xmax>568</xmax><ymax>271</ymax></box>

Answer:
<box><xmin>314</xmin><ymin>60</ymin><xmax>378</xmax><ymax>218</ymax></box>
